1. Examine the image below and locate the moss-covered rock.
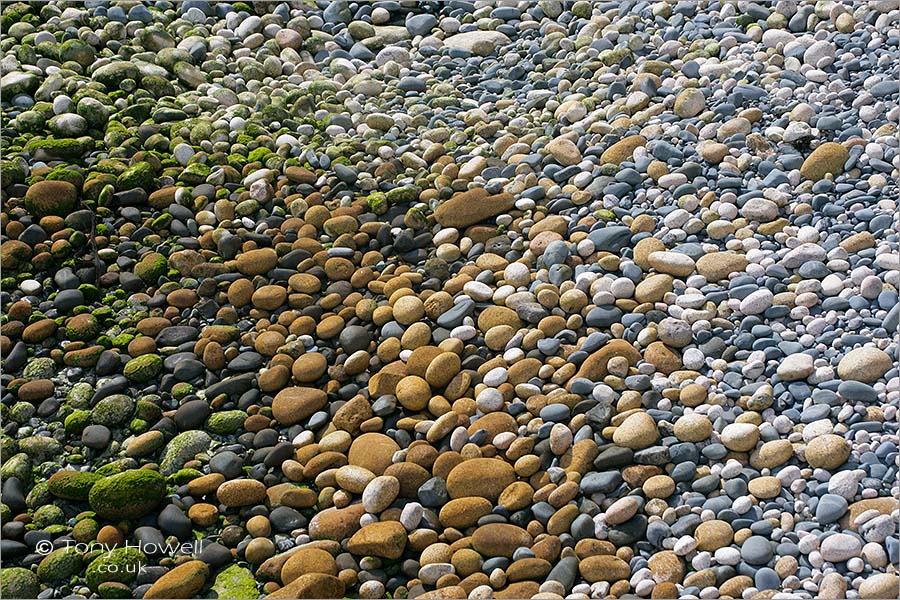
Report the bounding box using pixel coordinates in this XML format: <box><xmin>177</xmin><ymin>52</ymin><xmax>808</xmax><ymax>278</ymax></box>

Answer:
<box><xmin>25</xmin><ymin>481</ymin><xmax>52</xmax><ymax>509</ymax></box>
<box><xmin>210</xmin><ymin>564</ymin><xmax>258</xmax><ymax>599</ymax></box>
<box><xmin>91</xmin><ymin>61</ymin><xmax>140</xmax><ymax>89</ymax></box>
<box><xmin>159</xmin><ymin>430</ymin><xmax>211</xmax><ymax>476</ymax></box>
<box><xmin>65</xmin><ymin>313</ymin><xmax>99</xmax><ymax>341</ymax></box>
<box><xmin>24</xmin><ymin>179</ymin><xmax>78</xmax><ymax>217</ymax></box>
<box><xmin>32</xmin><ymin>504</ymin><xmax>66</xmax><ymax>528</ymax></box>
<box><xmin>123</xmin><ymin>354</ymin><xmax>163</xmax><ymax>383</ymax></box>
<box><xmin>177</xmin><ymin>161</ymin><xmax>211</xmax><ymax>185</ymax></box>
<box><xmin>94</xmin><ymin>459</ymin><xmax>132</xmax><ymax>477</ymax></box>
<box><xmin>142</xmin><ymin>75</ymin><xmax>177</xmax><ymax>98</ymax></box>
<box><xmin>9</xmin><ymin>402</ymin><xmax>35</xmax><ymax>423</ymax></box>
<box><xmin>1</xmin><ymin>567</ymin><xmax>40</xmax><ymax>598</ymax></box>
<box><xmin>44</xmin><ymin>166</ymin><xmax>85</xmax><ymax>189</ymax></box>
<box><xmin>171</xmin><ymin>468</ymin><xmax>203</xmax><ymax>485</ymax></box>
<box><xmin>133</xmin><ymin>252</ymin><xmax>168</xmax><ymax>283</ymax></box>
<box><xmin>206</xmin><ymin>410</ymin><xmax>248</xmax><ymax>435</ymax></box>
<box><xmin>1</xmin><ymin>158</ymin><xmax>29</xmax><ymax>186</ymax></box>
<box><xmin>72</xmin><ymin>516</ymin><xmax>101</xmax><ymax>543</ymax></box>
<box><xmin>48</xmin><ymin>470</ymin><xmax>102</xmax><ymax>501</ymax></box>
<box><xmin>91</xmin><ymin>394</ymin><xmax>135</xmax><ymax>427</ymax></box>
<box><xmin>116</xmin><ymin>161</ymin><xmax>156</xmax><ymax>192</ymax></box>
<box><xmin>85</xmin><ymin>547</ymin><xmax>146</xmax><ymax>591</ymax></box>
<box><xmin>1</xmin><ymin>452</ymin><xmax>32</xmax><ymax>485</ymax></box>
<box><xmin>58</xmin><ymin>38</ymin><xmax>95</xmax><ymax>67</ymax></box>
<box><xmin>76</xmin><ymin>96</ymin><xmax>109</xmax><ymax>129</ymax></box>
<box><xmin>88</xmin><ymin>469</ymin><xmax>167</xmax><ymax>520</ymax></box>
<box><xmin>24</xmin><ymin>137</ymin><xmax>89</xmax><ymax>160</ymax></box>
<box><xmin>23</xmin><ymin>357</ymin><xmax>57</xmax><ymax>380</ymax></box>
<box><xmin>37</xmin><ymin>546</ymin><xmax>83</xmax><ymax>582</ymax></box>
<box><xmin>66</xmin><ymin>384</ymin><xmax>94</xmax><ymax>411</ymax></box>
<box><xmin>19</xmin><ymin>436</ymin><xmax>61</xmax><ymax>462</ymax></box>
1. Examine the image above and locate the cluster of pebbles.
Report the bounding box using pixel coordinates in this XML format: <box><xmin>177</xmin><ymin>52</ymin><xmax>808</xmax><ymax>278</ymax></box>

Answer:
<box><xmin>1</xmin><ymin>0</ymin><xmax>899</xmax><ymax>599</ymax></box>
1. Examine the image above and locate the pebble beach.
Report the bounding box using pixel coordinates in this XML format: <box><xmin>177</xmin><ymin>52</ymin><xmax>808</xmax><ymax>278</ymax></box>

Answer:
<box><xmin>1</xmin><ymin>1</ymin><xmax>899</xmax><ymax>599</ymax></box>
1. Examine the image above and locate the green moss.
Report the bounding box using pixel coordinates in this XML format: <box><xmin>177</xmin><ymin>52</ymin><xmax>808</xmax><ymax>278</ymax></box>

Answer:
<box><xmin>88</xmin><ymin>469</ymin><xmax>166</xmax><ymax>520</ymax></box>
<box><xmin>123</xmin><ymin>354</ymin><xmax>162</xmax><ymax>383</ymax></box>
<box><xmin>32</xmin><ymin>504</ymin><xmax>65</xmax><ymax>528</ymax></box>
<box><xmin>177</xmin><ymin>162</ymin><xmax>210</xmax><ymax>185</ymax></box>
<box><xmin>37</xmin><ymin>546</ymin><xmax>83</xmax><ymax>582</ymax></box>
<box><xmin>92</xmin><ymin>394</ymin><xmax>135</xmax><ymax>427</ymax></box>
<box><xmin>110</xmin><ymin>332</ymin><xmax>135</xmax><ymax>348</ymax></box>
<box><xmin>58</xmin><ymin>38</ymin><xmax>94</xmax><ymax>68</ymax></box>
<box><xmin>48</xmin><ymin>469</ymin><xmax>101</xmax><ymax>500</ymax></box>
<box><xmin>134</xmin><ymin>399</ymin><xmax>162</xmax><ymax>422</ymax></box>
<box><xmin>1</xmin><ymin>567</ymin><xmax>40</xmax><ymax>599</ymax></box>
<box><xmin>44</xmin><ymin>166</ymin><xmax>84</xmax><ymax>188</ymax></box>
<box><xmin>64</xmin><ymin>409</ymin><xmax>92</xmax><ymax>435</ymax></box>
<box><xmin>171</xmin><ymin>468</ymin><xmax>203</xmax><ymax>485</ymax></box>
<box><xmin>65</xmin><ymin>314</ymin><xmax>98</xmax><ymax>340</ymax></box>
<box><xmin>385</xmin><ymin>185</ymin><xmax>421</xmax><ymax>205</ymax></box>
<box><xmin>25</xmin><ymin>481</ymin><xmax>52</xmax><ymax>509</ymax></box>
<box><xmin>94</xmin><ymin>459</ymin><xmax>131</xmax><ymax>477</ymax></box>
<box><xmin>247</xmin><ymin>146</ymin><xmax>273</xmax><ymax>163</ymax></box>
<box><xmin>72</xmin><ymin>516</ymin><xmax>100</xmax><ymax>541</ymax></box>
<box><xmin>116</xmin><ymin>161</ymin><xmax>156</xmax><ymax>192</ymax></box>
<box><xmin>1</xmin><ymin>452</ymin><xmax>32</xmax><ymax>485</ymax></box>
<box><xmin>171</xmin><ymin>382</ymin><xmax>194</xmax><ymax>400</ymax></box>
<box><xmin>206</xmin><ymin>410</ymin><xmax>247</xmax><ymax>435</ymax></box>
<box><xmin>85</xmin><ymin>547</ymin><xmax>146</xmax><ymax>591</ymax></box>
<box><xmin>133</xmin><ymin>252</ymin><xmax>168</xmax><ymax>283</ymax></box>
<box><xmin>1</xmin><ymin>159</ymin><xmax>28</xmax><ymax>185</ymax></box>
<box><xmin>210</xmin><ymin>565</ymin><xmax>258</xmax><ymax>600</ymax></box>
<box><xmin>25</xmin><ymin>137</ymin><xmax>86</xmax><ymax>159</ymax></box>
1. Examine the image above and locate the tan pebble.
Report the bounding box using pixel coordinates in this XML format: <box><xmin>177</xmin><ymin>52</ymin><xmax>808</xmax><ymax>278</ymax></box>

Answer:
<box><xmin>805</xmin><ymin>434</ymin><xmax>850</xmax><ymax>469</ymax></box>
<box><xmin>747</xmin><ymin>476</ymin><xmax>782</xmax><ymax>499</ymax></box>
<box><xmin>245</xmin><ymin>538</ymin><xmax>276</xmax><ymax>564</ymax></box>
<box><xmin>396</xmin><ymin>375</ymin><xmax>431</xmax><ymax>412</ymax></box>
<box><xmin>578</xmin><ymin>555</ymin><xmax>630</xmax><ymax>583</ymax></box>
<box><xmin>647</xmin><ymin>550</ymin><xmax>684</xmax><ymax>583</ymax></box>
<box><xmin>446</xmin><ymin>458</ymin><xmax>515</xmax><ymax>501</ymax></box>
<box><xmin>643</xmin><ymin>475</ymin><xmax>675</xmax><ymax>499</ymax></box>
<box><xmin>694</xmin><ymin>520</ymin><xmax>734</xmax><ymax>551</ymax></box>
<box><xmin>272</xmin><ymin>387</ymin><xmax>327</xmax><ymax>425</ymax></box>
<box><xmin>236</xmin><ymin>248</ymin><xmax>277</xmax><ymax>276</ymax></box>
<box><xmin>347</xmin><ymin>522</ymin><xmax>408</xmax><ymax>560</ymax></box>
<box><xmin>471</xmin><ymin>523</ymin><xmax>533</xmax><ymax>558</ymax></box>
<box><xmin>858</xmin><ymin>573</ymin><xmax>899</xmax><ymax>599</ymax></box>
<box><xmin>217</xmin><ymin>479</ymin><xmax>267</xmax><ymax>507</ymax></box>
<box><xmin>187</xmin><ymin>503</ymin><xmax>218</xmax><ymax>527</ymax></box>
<box><xmin>612</xmin><ymin>412</ymin><xmax>659</xmax><ymax>450</ymax></box>
<box><xmin>719</xmin><ymin>423</ymin><xmax>759</xmax><ymax>452</ymax></box>
<box><xmin>750</xmin><ymin>440</ymin><xmax>794</xmax><ymax>470</ymax></box>
<box><xmin>673</xmin><ymin>413</ymin><xmax>712</xmax><ymax>442</ymax></box>
<box><xmin>281</xmin><ymin>548</ymin><xmax>337</xmax><ymax>584</ymax></box>
<box><xmin>439</xmin><ymin>497</ymin><xmax>493</xmax><ymax>529</ymax></box>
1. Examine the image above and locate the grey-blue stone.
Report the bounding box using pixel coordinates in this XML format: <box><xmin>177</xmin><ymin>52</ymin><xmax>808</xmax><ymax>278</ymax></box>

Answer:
<box><xmin>587</xmin><ymin>226</ymin><xmax>632</xmax><ymax>252</ymax></box>
<box><xmin>406</xmin><ymin>14</ymin><xmax>437</xmax><ymax>36</ymax></box>
<box><xmin>741</xmin><ymin>536</ymin><xmax>773</xmax><ymax>565</ymax></box>
<box><xmin>838</xmin><ymin>381</ymin><xmax>878</xmax><ymax>402</ymax></box>
<box><xmin>585</xmin><ymin>306</ymin><xmax>623</xmax><ymax>328</ymax></box>
<box><xmin>542</xmin><ymin>240</ymin><xmax>570</xmax><ymax>266</ymax></box>
<box><xmin>755</xmin><ymin>567</ymin><xmax>781</xmax><ymax>591</ymax></box>
<box><xmin>816</xmin><ymin>494</ymin><xmax>848</xmax><ymax>524</ymax></box>
<box><xmin>546</xmin><ymin>556</ymin><xmax>578</xmax><ymax>591</ymax></box>
<box><xmin>580</xmin><ymin>471</ymin><xmax>621</xmax><ymax>494</ymax></box>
